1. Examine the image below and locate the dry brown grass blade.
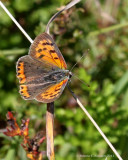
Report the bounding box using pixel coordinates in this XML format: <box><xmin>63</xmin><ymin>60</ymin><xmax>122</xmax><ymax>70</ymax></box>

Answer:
<box><xmin>46</xmin><ymin>103</ymin><xmax>55</xmax><ymax>160</ymax></box>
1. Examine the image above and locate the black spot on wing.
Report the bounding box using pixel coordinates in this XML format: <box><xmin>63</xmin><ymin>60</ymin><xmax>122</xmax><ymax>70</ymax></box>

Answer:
<box><xmin>50</xmin><ymin>50</ymin><xmax>56</xmax><ymax>53</ymax></box>
<box><xmin>42</xmin><ymin>42</ymin><xmax>54</xmax><ymax>46</ymax></box>
<box><xmin>54</xmin><ymin>57</ymin><xmax>58</xmax><ymax>59</ymax></box>
<box><xmin>50</xmin><ymin>92</ymin><xmax>60</xmax><ymax>98</ymax></box>
<box><xmin>18</xmin><ymin>63</ymin><xmax>21</xmax><ymax>66</ymax></box>
<box><xmin>38</xmin><ymin>55</ymin><xmax>44</xmax><ymax>59</ymax></box>
<box><xmin>38</xmin><ymin>49</ymin><xmax>42</xmax><ymax>53</ymax></box>
<box><xmin>55</xmin><ymin>88</ymin><xmax>60</xmax><ymax>91</ymax></box>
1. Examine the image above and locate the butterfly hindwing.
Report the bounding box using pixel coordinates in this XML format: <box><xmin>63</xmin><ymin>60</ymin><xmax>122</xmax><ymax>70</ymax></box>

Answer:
<box><xmin>35</xmin><ymin>79</ymin><xmax>68</xmax><ymax>103</ymax></box>
<box><xmin>29</xmin><ymin>33</ymin><xmax>67</xmax><ymax>69</ymax></box>
<box><xmin>19</xmin><ymin>79</ymin><xmax>68</xmax><ymax>102</ymax></box>
<box><xmin>19</xmin><ymin>83</ymin><xmax>53</xmax><ymax>100</ymax></box>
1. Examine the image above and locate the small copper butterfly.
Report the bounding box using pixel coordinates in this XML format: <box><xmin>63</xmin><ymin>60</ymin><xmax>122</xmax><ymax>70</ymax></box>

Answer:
<box><xmin>16</xmin><ymin>33</ymin><xmax>72</xmax><ymax>103</ymax></box>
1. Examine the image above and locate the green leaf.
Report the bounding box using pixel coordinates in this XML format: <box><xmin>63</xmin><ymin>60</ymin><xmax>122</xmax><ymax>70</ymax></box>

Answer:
<box><xmin>114</xmin><ymin>71</ymin><xmax>128</xmax><ymax>95</ymax></box>
<box><xmin>4</xmin><ymin>149</ymin><xmax>15</xmax><ymax>160</ymax></box>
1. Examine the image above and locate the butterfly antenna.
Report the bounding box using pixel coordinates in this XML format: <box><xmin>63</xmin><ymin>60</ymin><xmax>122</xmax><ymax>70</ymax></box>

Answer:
<box><xmin>72</xmin><ymin>74</ymin><xmax>90</xmax><ymax>87</ymax></box>
<box><xmin>70</xmin><ymin>49</ymin><xmax>90</xmax><ymax>72</ymax></box>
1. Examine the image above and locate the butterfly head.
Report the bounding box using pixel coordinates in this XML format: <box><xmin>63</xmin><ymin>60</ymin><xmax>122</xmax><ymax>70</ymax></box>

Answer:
<box><xmin>65</xmin><ymin>70</ymin><xmax>72</xmax><ymax>81</ymax></box>
<box><xmin>69</xmin><ymin>71</ymin><xmax>72</xmax><ymax>79</ymax></box>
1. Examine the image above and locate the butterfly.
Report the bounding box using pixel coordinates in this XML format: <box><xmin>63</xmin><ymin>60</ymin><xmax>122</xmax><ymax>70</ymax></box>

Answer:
<box><xmin>16</xmin><ymin>33</ymin><xmax>72</xmax><ymax>103</ymax></box>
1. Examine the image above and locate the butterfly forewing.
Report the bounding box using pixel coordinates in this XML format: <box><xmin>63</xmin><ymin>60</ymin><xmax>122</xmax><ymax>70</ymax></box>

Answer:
<box><xmin>29</xmin><ymin>33</ymin><xmax>67</xmax><ymax>69</ymax></box>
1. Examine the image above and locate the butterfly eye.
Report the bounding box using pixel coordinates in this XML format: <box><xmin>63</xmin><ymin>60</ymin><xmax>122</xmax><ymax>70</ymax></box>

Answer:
<box><xmin>69</xmin><ymin>72</ymin><xmax>72</xmax><ymax>79</ymax></box>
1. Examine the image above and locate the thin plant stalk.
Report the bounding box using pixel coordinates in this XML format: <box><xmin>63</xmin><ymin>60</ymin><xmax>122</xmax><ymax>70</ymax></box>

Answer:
<box><xmin>46</xmin><ymin>0</ymin><xmax>81</xmax><ymax>34</ymax></box>
<box><xmin>67</xmin><ymin>84</ymin><xmax>123</xmax><ymax>160</ymax></box>
<box><xmin>46</xmin><ymin>103</ymin><xmax>55</xmax><ymax>160</ymax></box>
<box><xmin>0</xmin><ymin>1</ymin><xmax>33</xmax><ymax>43</ymax></box>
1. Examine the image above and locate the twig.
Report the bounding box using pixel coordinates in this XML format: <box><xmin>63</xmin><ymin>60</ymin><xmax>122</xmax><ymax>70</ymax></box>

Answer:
<box><xmin>46</xmin><ymin>103</ymin><xmax>55</xmax><ymax>160</ymax></box>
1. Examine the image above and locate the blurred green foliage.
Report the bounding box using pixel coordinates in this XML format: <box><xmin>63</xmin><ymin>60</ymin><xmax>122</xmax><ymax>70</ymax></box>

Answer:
<box><xmin>0</xmin><ymin>0</ymin><xmax>128</xmax><ymax>160</ymax></box>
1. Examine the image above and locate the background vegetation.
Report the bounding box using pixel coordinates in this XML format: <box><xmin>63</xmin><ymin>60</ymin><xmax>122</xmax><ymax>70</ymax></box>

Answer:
<box><xmin>0</xmin><ymin>0</ymin><xmax>128</xmax><ymax>159</ymax></box>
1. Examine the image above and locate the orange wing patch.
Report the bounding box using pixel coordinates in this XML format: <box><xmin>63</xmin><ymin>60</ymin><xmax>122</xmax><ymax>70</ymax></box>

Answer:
<box><xmin>29</xmin><ymin>33</ymin><xmax>67</xmax><ymax>69</ymax></box>
<box><xmin>36</xmin><ymin>79</ymin><xmax>68</xmax><ymax>103</ymax></box>
<box><xmin>35</xmin><ymin>39</ymin><xmax>62</xmax><ymax>68</ymax></box>
<box><xmin>17</xmin><ymin>62</ymin><xmax>26</xmax><ymax>84</ymax></box>
<box><xmin>20</xmin><ymin>85</ymin><xmax>30</xmax><ymax>99</ymax></box>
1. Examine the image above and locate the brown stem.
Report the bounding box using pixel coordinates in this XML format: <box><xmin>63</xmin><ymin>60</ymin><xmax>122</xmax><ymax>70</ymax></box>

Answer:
<box><xmin>46</xmin><ymin>102</ymin><xmax>55</xmax><ymax>160</ymax></box>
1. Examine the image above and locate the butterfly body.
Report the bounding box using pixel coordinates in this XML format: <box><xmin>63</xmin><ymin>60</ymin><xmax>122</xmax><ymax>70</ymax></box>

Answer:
<box><xmin>43</xmin><ymin>69</ymin><xmax>70</xmax><ymax>84</ymax></box>
<box><xmin>16</xmin><ymin>33</ymin><xmax>71</xmax><ymax>103</ymax></box>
